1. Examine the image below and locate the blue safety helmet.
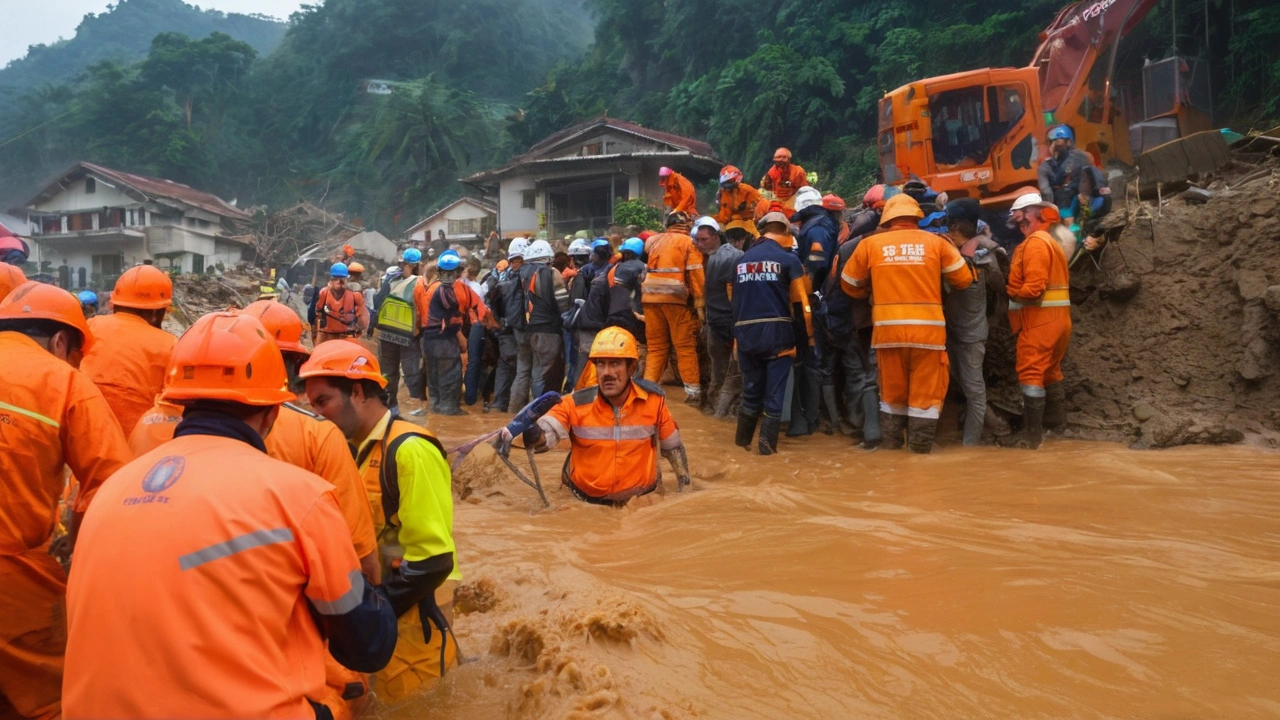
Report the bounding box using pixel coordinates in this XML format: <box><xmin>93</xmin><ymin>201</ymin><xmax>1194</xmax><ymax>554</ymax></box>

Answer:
<box><xmin>620</xmin><ymin>237</ymin><xmax>645</xmax><ymax>256</ymax></box>
<box><xmin>591</xmin><ymin>238</ymin><xmax>611</xmax><ymax>250</ymax></box>
<box><xmin>1047</xmin><ymin>124</ymin><xmax>1074</xmax><ymax>143</ymax></box>
<box><xmin>437</xmin><ymin>250</ymin><xmax>461</xmax><ymax>271</ymax></box>
<box><xmin>78</xmin><ymin>290</ymin><xmax>98</xmax><ymax>306</ymax></box>
<box><xmin>330</xmin><ymin>262</ymin><xmax>350</xmax><ymax>278</ymax></box>
<box><xmin>402</xmin><ymin>248</ymin><xmax>422</xmax><ymax>264</ymax></box>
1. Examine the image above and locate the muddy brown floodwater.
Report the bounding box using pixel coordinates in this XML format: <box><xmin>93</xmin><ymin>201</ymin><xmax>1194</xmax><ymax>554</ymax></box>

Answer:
<box><xmin>376</xmin><ymin>403</ymin><xmax>1280</xmax><ymax>720</ymax></box>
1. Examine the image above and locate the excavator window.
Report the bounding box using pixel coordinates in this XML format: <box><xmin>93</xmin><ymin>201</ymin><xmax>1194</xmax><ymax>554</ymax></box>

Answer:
<box><xmin>929</xmin><ymin>86</ymin><xmax>987</xmax><ymax>168</ymax></box>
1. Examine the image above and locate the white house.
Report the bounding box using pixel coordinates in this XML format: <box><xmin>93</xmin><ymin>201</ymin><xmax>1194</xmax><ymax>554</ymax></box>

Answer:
<box><xmin>22</xmin><ymin>162</ymin><xmax>251</xmax><ymax>290</ymax></box>
<box><xmin>405</xmin><ymin>197</ymin><xmax>496</xmax><ymax>245</ymax></box>
<box><xmin>461</xmin><ymin>115</ymin><xmax>721</xmax><ymax>239</ymax></box>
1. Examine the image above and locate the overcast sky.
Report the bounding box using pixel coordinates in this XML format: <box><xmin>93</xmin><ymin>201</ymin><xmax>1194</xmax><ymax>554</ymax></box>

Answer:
<box><xmin>2</xmin><ymin>0</ymin><xmax>306</xmax><ymax>66</ymax></box>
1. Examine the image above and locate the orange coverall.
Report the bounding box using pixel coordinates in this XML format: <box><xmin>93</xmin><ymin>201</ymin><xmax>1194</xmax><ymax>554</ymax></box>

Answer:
<box><xmin>537</xmin><ymin>379</ymin><xmax>682</xmax><ymax>502</ymax></box>
<box><xmin>63</xmin><ymin>435</ymin><xmax>372</xmax><ymax>718</ymax></box>
<box><xmin>716</xmin><ymin>183</ymin><xmax>763</xmax><ymax>226</ymax></box>
<box><xmin>1006</xmin><ymin>229</ymin><xmax>1073</xmax><ymax>393</ymax></box>
<box><xmin>761</xmin><ymin>163</ymin><xmax>808</xmax><ymax>202</ymax></box>
<box><xmin>80</xmin><ymin>312</ymin><xmax>177</xmax><ymax>435</ymax></box>
<box><xmin>127</xmin><ymin>401</ymin><xmax>380</xmax><ymax>719</ymax></box>
<box><xmin>640</xmin><ymin>230</ymin><xmax>705</xmax><ymax>392</ymax></box>
<box><xmin>661</xmin><ymin>171</ymin><xmax>698</xmax><ymax>216</ymax></box>
<box><xmin>841</xmin><ymin>227</ymin><xmax>973</xmax><ymax>419</ymax></box>
<box><xmin>0</xmin><ymin>332</ymin><xmax>130</xmax><ymax>720</ymax></box>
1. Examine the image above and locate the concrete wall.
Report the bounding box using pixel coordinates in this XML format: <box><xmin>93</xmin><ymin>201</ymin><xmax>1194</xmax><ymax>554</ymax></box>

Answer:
<box><xmin>498</xmin><ymin>175</ymin><xmax>539</xmax><ymax>237</ymax></box>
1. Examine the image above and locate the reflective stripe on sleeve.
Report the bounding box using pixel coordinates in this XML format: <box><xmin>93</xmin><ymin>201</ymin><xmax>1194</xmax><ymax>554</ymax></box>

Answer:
<box><xmin>874</xmin><ymin>319</ymin><xmax>946</xmax><ymax>326</ymax></box>
<box><xmin>840</xmin><ymin>273</ymin><xmax>864</xmax><ymax>288</ymax></box>
<box><xmin>541</xmin><ymin>416</ymin><xmax>569</xmax><ymax>448</ymax></box>
<box><xmin>684</xmin><ymin>264</ymin><xmax>703</xmax><ymax>271</ymax></box>
<box><xmin>650</xmin><ymin>267</ymin><xmax>683</xmax><ymax>274</ymax></box>
<box><xmin>310</xmin><ymin>569</ymin><xmax>366</xmax><ymax>615</ymax></box>
<box><xmin>0</xmin><ymin>400</ymin><xmax>60</xmax><ymax>428</ymax></box>
<box><xmin>178</xmin><ymin>528</ymin><xmax>296</xmax><ymax>571</ymax></box>
<box><xmin>659</xmin><ymin>430</ymin><xmax>682</xmax><ymax>451</ymax></box>
<box><xmin>943</xmin><ymin>257</ymin><xmax>967</xmax><ymax>274</ymax></box>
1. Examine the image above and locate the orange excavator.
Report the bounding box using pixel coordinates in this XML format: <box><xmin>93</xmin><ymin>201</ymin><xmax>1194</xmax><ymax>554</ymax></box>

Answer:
<box><xmin>877</xmin><ymin>0</ymin><xmax>1212</xmax><ymax>205</ymax></box>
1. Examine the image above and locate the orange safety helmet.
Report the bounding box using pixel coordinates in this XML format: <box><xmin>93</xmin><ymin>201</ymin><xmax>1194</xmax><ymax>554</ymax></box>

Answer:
<box><xmin>342</xmin><ymin>243</ymin><xmax>355</xmax><ymax>257</ymax></box>
<box><xmin>112</xmin><ymin>265</ymin><xmax>173</xmax><ymax>310</ymax></box>
<box><xmin>347</xmin><ymin>262</ymin><xmax>365</xmax><ymax>275</ymax></box>
<box><xmin>773</xmin><ymin>147</ymin><xmax>792</xmax><ymax>163</ymax></box>
<box><xmin>241</xmin><ymin>300</ymin><xmax>309</xmax><ymax>355</ymax></box>
<box><xmin>297</xmin><ymin>338</ymin><xmax>387</xmax><ymax>388</ymax></box>
<box><xmin>878</xmin><ymin>194</ymin><xmax>925</xmax><ymax>226</ymax></box>
<box><xmin>162</xmin><ymin>311</ymin><xmax>294</xmax><ymax>406</ymax></box>
<box><xmin>589</xmin><ymin>326</ymin><xmax>639</xmax><ymax>361</ymax></box>
<box><xmin>862</xmin><ymin>184</ymin><xmax>885</xmax><ymax>209</ymax></box>
<box><xmin>719</xmin><ymin>165</ymin><xmax>743</xmax><ymax>184</ymax></box>
<box><xmin>0</xmin><ymin>281</ymin><xmax>95</xmax><ymax>352</ymax></box>
<box><xmin>0</xmin><ymin>261</ymin><xmax>28</xmax><ymax>300</ymax></box>
<box><xmin>821</xmin><ymin>194</ymin><xmax>846</xmax><ymax>212</ymax></box>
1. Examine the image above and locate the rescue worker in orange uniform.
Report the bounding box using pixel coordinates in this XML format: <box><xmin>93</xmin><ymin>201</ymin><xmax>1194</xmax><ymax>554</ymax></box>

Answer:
<box><xmin>840</xmin><ymin>194</ymin><xmax>973</xmax><ymax>453</ymax></box>
<box><xmin>0</xmin><ymin>283</ymin><xmax>131</xmax><ymax>720</ymax></box>
<box><xmin>128</xmin><ymin>301</ymin><xmax>382</xmax><ymax>719</ymax></box>
<box><xmin>63</xmin><ymin>312</ymin><xmax>397</xmax><ymax>719</ymax></box>
<box><xmin>80</xmin><ymin>265</ymin><xmax>177</xmax><ymax>435</ymax></box>
<box><xmin>1</xmin><ymin>260</ymin><xmax>27</xmax><ymax>299</ymax></box>
<box><xmin>658</xmin><ymin>166</ymin><xmax>698</xmax><ymax>216</ymax></box>
<box><xmin>759</xmin><ymin>148</ymin><xmax>807</xmax><ymax>207</ymax></box>
<box><xmin>300</xmin><ymin>341</ymin><xmax>461</xmax><ymax>700</ymax></box>
<box><xmin>641</xmin><ymin>211</ymin><xmax>706</xmax><ymax>404</ymax></box>
<box><xmin>1006</xmin><ymin>191</ymin><xmax>1073</xmax><ymax>449</ymax></box>
<box><xmin>515</xmin><ymin>327</ymin><xmax>690</xmax><ymax>504</ymax></box>
<box><xmin>312</xmin><ymin>262</ymin><xmax>369</xmax><ymax>343</ymax></box>
<box><xmin>715</xmin><ymin>165</ymin><xmax>762</xmax><ymax>226</ymax></box>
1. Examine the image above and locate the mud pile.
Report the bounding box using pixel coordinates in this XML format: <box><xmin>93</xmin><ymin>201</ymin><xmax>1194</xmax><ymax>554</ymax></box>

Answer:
<box><xmin>1049</xmin><ymin>159</ymin><xmax>1280</xmax><ymax>448</ymax></box>
<box><xmin>167</xmin><ymin>270</ymin><xmax>262</xmax><ymax>328</ymax></box>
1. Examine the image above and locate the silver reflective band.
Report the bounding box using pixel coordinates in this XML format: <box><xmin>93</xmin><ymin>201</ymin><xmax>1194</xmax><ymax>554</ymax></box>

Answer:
<box><xmin>178</xmin><ymin>528</ymin><xmax>296</xmax><ymax>571</ymax></box>
<box><xmin>659</xmin><ymin>430</ymin><xmax>682</xmax><ymax>451</ymax></box>
<box><xmin>735</xmin><ymin>317</ymin><xmax>789</xmax><ymax>326</ymax></box>
<box><xmin>685</xmin><ymin>264</ymin><xmax>703</xmax><ymax>270</ymax></box>
<box><xmin>1041</xmin><ymin>300</ymin><xmax>1072</xmax><ymax>307</ymax></box>
<box><xmin>840</xmin><ymin>273</ymin><xmax>864</xmax><ymax>287</ymax></box>
<box><xmin>310</xmin><ymin>569</ymin><xmax>366</xmax><ymax>615</ymax></box>
<box><xmin>572</xmin><ymin>424</ymin><xmax>655</xmax><ymax>441</ymax></box>
<box><xmin>943</xmin><ymin>258</ymin><xmax>967</xmax><ymax>273</ymax></box>
<box><xmin>650</xmin><ymin>267</ymin><xmax>683</xmax><ymax>274</ymax></box>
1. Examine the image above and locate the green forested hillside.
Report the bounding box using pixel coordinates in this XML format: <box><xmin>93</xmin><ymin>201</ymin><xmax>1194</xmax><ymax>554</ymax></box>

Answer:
<box><xmin>1</xmin><ymin>0</ymin><xmax>1275</xmax><ymax>235</ymax></box>
<box><xmin>0</xmin><ymin>0</ymin><xmax>285</xmax><ymax>107</ymax></box>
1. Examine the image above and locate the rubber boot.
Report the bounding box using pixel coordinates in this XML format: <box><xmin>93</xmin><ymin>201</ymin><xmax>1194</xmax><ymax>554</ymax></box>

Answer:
<box><xmin>735</xmin><ymin>412</ymin><xmax>759</xmax><ymax>451</ymax></box>
<box><xmin>1021</xmin><ymin>393</ymin><xmax>1046</xmax><ymax>449</ymax></box>
<box><xmin>1044</xmin><ymin>382</ymin><xmax>1066</xmax><ymax>433</ymax></box>
<box><xmin>879</xmin><ymin>412</ymin><xmax>906</xmax><ymax>450</ymax></box>
<box><xmin>860</xmin><ymin>391</ymin><xmax>882</xmax><ymax>450</ymax></box>
<box><xmin>758</xmin><ymin>415</ymin><xmax>781</xmax><ymax>456</ymax></box>
<box><xmin>785</xmin><ymin>383</ymin><xmax>813</xmax><ymax>437</ymax></box>
<box><xmin>819</xmin><ymin>385</ymin><xmax>841</xmax><ymax>436</ymax></box>
<box><xmin>907</xmin><ymin>417</ymin><xmax>938</xmax><ymax>454</ymax></box>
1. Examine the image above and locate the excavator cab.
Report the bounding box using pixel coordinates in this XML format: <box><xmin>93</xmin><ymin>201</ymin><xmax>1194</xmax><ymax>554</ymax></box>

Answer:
<box><xmin>879</xmin><ymin>68</ymin><xmax>1045</xmax><ymax>204</ymax></box>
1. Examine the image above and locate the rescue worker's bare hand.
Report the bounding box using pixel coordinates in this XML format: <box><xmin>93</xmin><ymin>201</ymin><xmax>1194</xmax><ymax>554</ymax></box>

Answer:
<box><xmin>1084</xmin><ymin>235</ymin><xmax>1102</xmax><ymax>251</ymax></box>
<box><xmin>496</xmin><ymin>428</ymin><xmax>514</xmax><ymax>457</ymax></box>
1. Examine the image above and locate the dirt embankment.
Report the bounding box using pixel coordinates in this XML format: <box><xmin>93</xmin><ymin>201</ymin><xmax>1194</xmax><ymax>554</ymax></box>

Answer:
<box><xmin>1044</xmin><ymin>160</ymin><xmax>1280</xmax><ymax>448</ymax></box>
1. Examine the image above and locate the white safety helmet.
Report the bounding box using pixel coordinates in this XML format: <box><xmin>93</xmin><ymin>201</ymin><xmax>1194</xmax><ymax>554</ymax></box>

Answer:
<box><xmin>567</xmin><ymin>238</ymin><xmax>591</xmax><ymax>256</ymax></box>
<box><xmin>691</xmin><ymin>216</ymin><xmax>721</xmax><ymax>235</ymax></box>
<box><xmin>507</xmin><ymin>237</ymin><xmax>529</xmax><ymax>259</ymax></box>
<box><xmin>1010</xmin><ymin>191</ymin><xmax>1053</xmax><ymax>212</ymax></box>
<box><xmin>525</xmin><ymin>239</ymin><xmax>554</xmax><ymax>262</ymax></box>
<box><xmin>792</xmin><ymin>185</ymin><xmax>823</xmax><ymax>212</ymax></box>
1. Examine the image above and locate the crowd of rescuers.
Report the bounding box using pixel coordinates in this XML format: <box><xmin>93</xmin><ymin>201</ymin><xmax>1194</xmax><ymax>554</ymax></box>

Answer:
<box><xmin>0</xmin><ymin>127</ymin><xmax>1093</xmax><ymax>716</ymax></box>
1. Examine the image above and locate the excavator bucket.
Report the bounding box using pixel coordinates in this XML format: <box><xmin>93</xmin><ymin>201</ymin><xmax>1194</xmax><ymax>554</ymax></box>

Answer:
<box><xmin>1136</xmin><ymin>130</ymin><xmax>1231</xmax><ymax>189</ymax></box>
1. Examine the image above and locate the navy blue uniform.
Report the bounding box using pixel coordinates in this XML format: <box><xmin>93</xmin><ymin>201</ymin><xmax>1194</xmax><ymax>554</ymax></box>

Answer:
<box><xmin>731</xmin><ymin>234</ymin><xmax>812</xmax><ymax>419</ymax></box>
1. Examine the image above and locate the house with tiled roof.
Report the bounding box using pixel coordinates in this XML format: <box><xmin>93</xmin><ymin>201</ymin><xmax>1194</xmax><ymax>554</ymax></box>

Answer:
<box><xmin>22</xmin><ymin>162</ymin><xmax>252</xmax><ymax>290</ymax></box>
<box><xmin>461</xmin><ymin>115</ymin><xmax>721</xmax><ymax>238</ymax></box>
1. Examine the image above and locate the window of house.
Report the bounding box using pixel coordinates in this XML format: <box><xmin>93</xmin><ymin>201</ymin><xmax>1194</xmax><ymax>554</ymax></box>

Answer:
<box><xmin>447</xmin><ymin>218</ymin><xmax>482</xmax><ymax>235</ymax></box>
<box><xmin>521</xmin><ymin>190</ymin><xmax>536</xmax><ymax>209</ymax></box>
<box><xmin>85</xmin><ymin>178</ymin><xmax>96</xmax><ymax>194</ymax></box>
<box><xmin>193</xmin><ymin>254</ymin><xmax>205</xmax><ymax>274</ymax></box>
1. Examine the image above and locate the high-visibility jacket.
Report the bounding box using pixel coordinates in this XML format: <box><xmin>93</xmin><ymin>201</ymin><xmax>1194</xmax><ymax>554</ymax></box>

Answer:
<box><xmin>63</xmin><ymin>434</ymin><xmax>381</xmax><ymax>718</ymax></box>
<box><xmin>715</xmin><ymin>183</ymin><xmax>762</xmax><ymax>226</ymax></box>
<box><xmin>353</xmin><ymin>412</ymin><xmax>453</xmax><ymax>565</ymax></box>
<box><xmin>414</xmin><ymin>279</ymin><xmax>470</xmax><ymax>340</ymax></box>
<box><xmin>661</xmin><ymin>172</ymin><xmax>698</xmax><ymax>215</ymax></box>
<box><xmin>316</xmin><ymin>287</ymin><xmax>368</xmax><ymax>335</ymax></box>
<box><xmin>128</xmin><ymin>402</ymin><xmax>378</xmax><ymax>561</ymax></box>
<box><xmin>731</xmin><ymin>234</ymin><xmax>812</xmax><ymax>357</ymax></box>
<box><xmin>80</xmin><ymin>312</ymin><xmax>177</xmax><ymax>435</ymax></box>
<box><xmin>760</xmin><ymin>163</ymin><xmax>807</xmax><ymax>200</ymax></box>
<box><xmin>641</xmin><ymin>231</ymin><xmax>705</xmax><ymax>307</ymax></box>
<box><xmin>1007</xmin><ymin>229</ymin><xmax>1072</xmax><ymax>334</ymax></box>
<box><xmin>537</xmin><ymin>380</ymin><xmax>681</xmax><ymax>501</ymax></box>
<box><xmin>0</xmin><ymin>332</ymin><xmax>130</xmax><ymax>556</ymax></box>
<box><xmin>840</xmin><ymin>226</ymin><xmax>973</xmax><ymax>351</ymax></box>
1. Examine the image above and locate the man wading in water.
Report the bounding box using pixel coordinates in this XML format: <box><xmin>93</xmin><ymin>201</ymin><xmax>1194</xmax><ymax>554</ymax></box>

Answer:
<box><xmin>503</xmin><ymin>327</ymin><xmax>692</xmax><ymax>506</ymax></box>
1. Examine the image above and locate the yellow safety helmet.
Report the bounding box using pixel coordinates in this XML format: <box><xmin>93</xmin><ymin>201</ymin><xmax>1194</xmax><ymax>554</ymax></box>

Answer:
<box><xmin>589</xmin><ymin>326</ymin><xmax>639</xmax><ymax>361</ymax></box>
